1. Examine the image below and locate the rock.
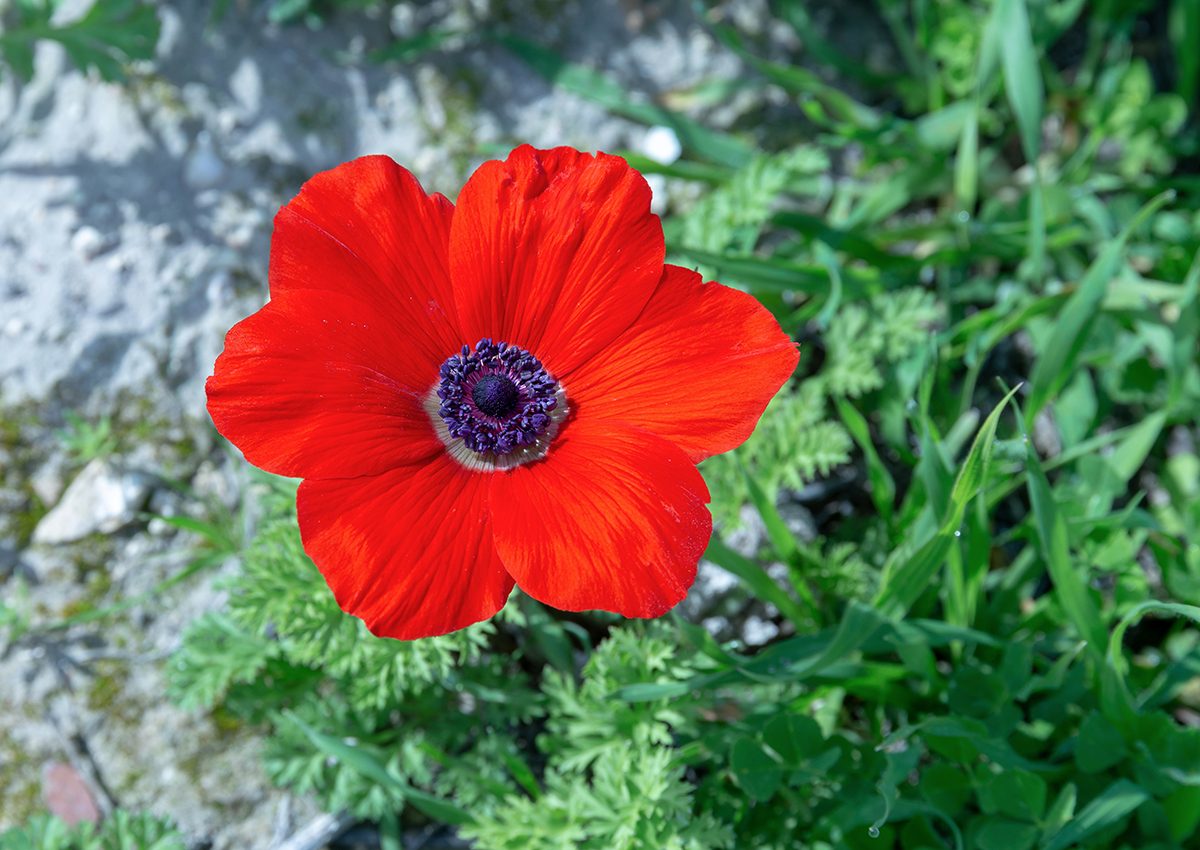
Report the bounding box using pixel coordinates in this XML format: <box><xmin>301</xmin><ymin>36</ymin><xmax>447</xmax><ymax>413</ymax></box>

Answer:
<box><xmin>184</xmin><ymin>131</ymin><xmax>226</xmax><ymax>190</ymax></box>
<box><xmin>41</xmin><ymin>763</ymin><xmax>100</xmax><ymax>826</ymax></box>
<box><xmin>677</xmin><ymin>558</ymin><xmax>740</xmax><ymax>621</ymax></box>
<box><xmin>742</xmin><ymin>614</ymin><xmax>780</xmax><ymax>647</ymax></box>
<box><xmin>30</xmin><ymin>454</ymin><xmax>68</xmax><ymax>508</ymax></box>
<box><xmin>69</xmin><ymin>226</ymin><xmax>112</xmax><ymax>259</ymax></box>
<box><xmin>776</xmin><ymin>500</ymin><xmax>817</xmax><ymax>543</ymax></box>
<box><xmin>725</xmin><ymin>503</ymin><xmax>768</xmax><ymax>558</ymax></box>
<box><xmin>31</xmin><ymin>458</ymin><xmax>152</xmax><ymax>544</ymax></box>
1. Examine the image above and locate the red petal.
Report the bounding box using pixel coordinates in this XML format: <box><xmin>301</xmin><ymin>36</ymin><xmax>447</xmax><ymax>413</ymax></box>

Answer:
<box><xmin>567</xmin><ymin>265</ymin><xmax>798</xmax><ymax>463</ymax></box>
<box><xmin>206</xmin><ymin>291</ymin><xmax>443</xmax><ymax>479</ymax></box>
<box><xmin>450</xmin><ymin>145</ymin><xmax>664</xmax><ymax>377</ymax></box>
<box><xmin>270</xmin><ymin>155</ymin><xmax>462</xmax><ymax>374</ymax></box>
<box><xmin>298</xmin><ymin>456</ymin><xmax>513</xmax><ymax>640</ymax></box>
<box><xmin>489</xmin><ymin>420</ymin><xmax>711</xmax><ymax>617</ymax></box>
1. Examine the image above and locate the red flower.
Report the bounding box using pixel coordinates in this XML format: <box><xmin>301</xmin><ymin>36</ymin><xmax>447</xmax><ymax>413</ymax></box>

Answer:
<box><xmin>206</xmin><ymin>146</ymin><xmax>798</xmax><ymax>640</ymax></box>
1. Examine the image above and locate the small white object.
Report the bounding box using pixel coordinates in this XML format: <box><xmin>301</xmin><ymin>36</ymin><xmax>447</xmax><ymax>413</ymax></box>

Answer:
<box><xmin>32</xmin><ymin>458</ymin><xmax>152</xmax><ymax>544</ymax></box>
<box><xmin>70</xmin><ymin>226</ymin><xmax>109</xmax><ymax>259</ymax></box>
<box><xmin>642</xmin><ymin>125</ymin><xmax>682</xmax><ymax>165</ymax></box>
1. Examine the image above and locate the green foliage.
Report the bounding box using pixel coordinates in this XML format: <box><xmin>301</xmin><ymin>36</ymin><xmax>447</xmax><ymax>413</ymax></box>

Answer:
<box><xmin>704</xmin><ymin>287</ymin><xmax>939</xmax><ymax>528</ymax></box>
<box><xmin>464</xmin><ymin>623</ymin><xmax>733</xmax><ymax>850</ymax></box>
<box><xmin>54</xmin><ymin>412</ymin><xmax>116</xmax><ymax>467</ymax></box>
<box><xmin>464</xmin><ymin>743</ymin><xmax>733</xmax><ymax>850</ymax></box>
<box><xmin>0</xmin><ymin>809</ymin><xmax>184</xmax><ymax>850</ymax></box>
<box><xmin>677</xmin><ymin>147</ymin><xmax>830</xmax><ymax>254</ymax></box>
<box><xmin>0</xmin><ymin>0</ymin><xmax>159</xmax><ymax>82</ymax></box>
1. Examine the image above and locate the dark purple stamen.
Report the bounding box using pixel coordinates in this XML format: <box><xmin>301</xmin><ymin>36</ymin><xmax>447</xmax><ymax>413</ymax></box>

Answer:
<box><xmin>437</xmin><ymin>339</ymin><xmax>559</xmax><ymax>456</ymax></box>
<box><xmin>472</xmin><ymin>374</ymin><xmax>520</xmax><ymax>419</ymax></box>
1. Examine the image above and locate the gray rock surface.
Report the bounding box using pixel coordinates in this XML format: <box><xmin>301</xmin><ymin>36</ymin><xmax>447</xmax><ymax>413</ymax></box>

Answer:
<box><xmin>0</xmin><ymin>0</ymin><xmax>756</xmax><ymax>844</ymax></box>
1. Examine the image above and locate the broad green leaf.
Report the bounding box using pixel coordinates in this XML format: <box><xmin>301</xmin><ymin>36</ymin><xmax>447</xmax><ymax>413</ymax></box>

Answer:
<box><xmin>1096</xmin><ymin>408</ymin><xmax>1170</xmax><ymax>507</ymax></box>
<box><xmin>885</xmin><ymin>619</ymin><xmax>1001</xmax><ymax>648</ymax></box>
<box><xmin>765</xmin><ymin>601</ymin><xmax>886</xmax><ymax>683</ymax></box>
<box><xmin>1163</xmin><ymin>785</ymin><xmax>1200</xmax><ymax>842</ymax></box>
<box><xmin>882</xmin><ymin>716</ymin><xmax>1049</xmax><ymax>773</ymax></box>
<box><xmin>731</xmin><ymin>737</ymin><xmax>783</xmax><ymax>800</ymax></box>
<box><xmin>975</xmin><ymin>817</ymin><xmax>1038</xmax><ymax>850</ymax></box>
<box><xmin>921</xmin><ymin>763</ymin><xmax>971</xmax><ymax>817</ymax></box>
<box><xmin>763</xmin><ymin>713</ymin><xmax>826</xmax><ymax>767</ymax></box>
<box><xmin>1041</xmin><ymin>779</ymin><xmax>1148</xmax><ymax>850</ymax></box>
<box><xmin>948</xmin><ymin>663</ymin><xmax>1007</xmax><ymax>718</ymax></box>
<box><xmin>526</xmin><ymin>602</ymin><xmax>575</xmax><ymax>673</ymax></box>
<box><xmin>1168</xmin><ymin>249</ymin><xmax>1200</xmax><ymax>409</ymax></box>
<box><xmin>991</xmin><ymin>770</ymin><xmax>1048</xmax><ymax>823</ymax></box>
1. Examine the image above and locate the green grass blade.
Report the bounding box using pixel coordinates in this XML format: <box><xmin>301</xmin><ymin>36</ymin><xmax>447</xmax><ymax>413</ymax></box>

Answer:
<box><xmin>285</xmin><ymin>711</ymin><xmax>475</xmax><ymax>825</ymax></box>
<box><xmin>666</xmin><ymin>245</ymin><xmax>837</xmax><ymax>295</ymax></box>
<box><xmin>1026</xmin><ymin>191</ymin><xmax>1175</xmax><ymax>420</ymax></box>
<box><xmin>1102</xmin><ymin>601</ymin><xmax>1200</xmax><ymax>731</ymax></box>
<box><xmin>497</xmin><ymin>34</ymin><xmax>751</xmax><ymax>168</ymax></box>
<box><xmin>1040</xmin><ymin>779</ymin><xmax>1149</xmax><ymax>850</ymax></box>
<box><xmin>996</xmin><ymin>0</ymin><xmax>1043</xmax><ymax>164</ymax></box>
<box><xmin>1172</xmin><ymin>0</ymin><xmax>1200</xmax><ymax>107</ymax></box>
<box><xmin>1168</xmin><ymin>249</ymin><xmax>1200</xmax><ymax>409</ymax></box>
<box><xmin>875</xmin><ymin>385</ymin><xmax>1021</xmax><ymax>616</ymax></box>
<box><xmin>736</xmin><ymin>601</ymin><xmax>887</xmax><ymax>685</ymax></box>
<box><xmin>705</xmin><ymin>535</ymin><xmax>811</xmax><ymax>629</ymax></box>
<box><xmin>1013</xmin><ymin>405</ymin><xmax>1108</xmax><ymax>662</ymax></box>
<box><xmin>835</xmin><ymin>396</ymin><xmax>895</xmax><ymax>525</ymax></box>
<box><xmin>771</xmin><ymin>211</ymin><xmax>905</xmax><ymax>269</ymax></box>
<box><xmin>954</xmin><ymin>102</ymin><xmax>980</xmax><ymax>219</ymax></box>
<box><xmin>369</xmin><ymin>28</ymin><xmax>462</xmax><ymax>63</ymax></box>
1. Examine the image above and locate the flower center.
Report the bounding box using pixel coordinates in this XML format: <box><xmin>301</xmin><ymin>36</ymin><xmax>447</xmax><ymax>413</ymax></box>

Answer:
<box><xmin>432</xmin><ymin>339</ymin><xmax>566</xmax><ymax>464</ymax></box>
<box><xmin>472</xmin><ymin>374</ymin><xmax>520</xmax><ymax>419</ymax></box>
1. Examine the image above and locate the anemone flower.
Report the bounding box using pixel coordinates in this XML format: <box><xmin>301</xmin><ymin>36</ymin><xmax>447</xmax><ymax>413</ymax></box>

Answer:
<box><xmin>206</xmin><ymin>145</ymin><xmax>798</xmax><ymax>640</ymax></box>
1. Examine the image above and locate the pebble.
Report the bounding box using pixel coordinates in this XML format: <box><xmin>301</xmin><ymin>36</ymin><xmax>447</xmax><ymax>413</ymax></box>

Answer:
<box><xmin>642</xmin><ymin>125</ymin><xmax>682</xmax><ymax>164</ymax></box>
<box><xmin>41</xmin><ymin>763</ymin><xmax>100</xmax><ymax>827</ymax></box>
<box><xmin>29</xmin><ymin>456</ymin><xmax>67</xmax><ymax>508</ymax></box>
<box><xmin>184</xmin><ymin>132</ymin><xmax>226</xmax><ymax>190</ymax></box>
<box><xmin>69</xmin><ymin>226</ymin><xmax>110</xmax><ymax>259</ymax></box>
<box><xmin>31</xmin><ymin>458</ymin><xmax>153</xmax><ymax>544</ymax></box>
<box><xmin>742</xmin><ymin>614</ymin><xmax>780</xmax><ymax>647</ymax></box>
